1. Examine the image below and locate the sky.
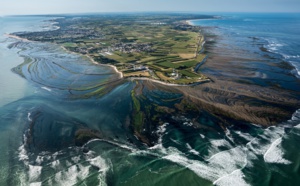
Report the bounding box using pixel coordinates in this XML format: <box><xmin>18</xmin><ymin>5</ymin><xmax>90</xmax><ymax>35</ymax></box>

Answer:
<box><xmin>0</xmin><ymin>0</ymin><xmax>299</xmax><ymax>16</ymax></box>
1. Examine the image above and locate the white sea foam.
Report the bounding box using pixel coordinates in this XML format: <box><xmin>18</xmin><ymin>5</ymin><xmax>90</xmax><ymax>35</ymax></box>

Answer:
<box><xmin>162</xmin><ymin>147</ymin><xmax>248</xmax><ymax>185</ymax></box>
<box><xmin>234</xmin><ymin>131</ymin><xmax>254</xmax><ymax>142</ymax></box>
<box><xmin>170</xmin><ymin>138</ymin><xmax>182</xmax><ymax>145</ymax></box>
<box><xmin>18</xmin><ymin>144</ymin><xmax>29</xmax><ymax>162</ymax></box>
<box><xmin>210</xmin><ymin>139</ymin><xmax>231</xmax><ymax>148</ymax></box>
<box><xmin>183</xmin><ymin>121</ymin><xmax>193</xmax><ymax>126</ymax></box>
<box><xmin>149</xmin><ymin>118</ymin><xmax>293</xmax><ymax>185</ymax></box>
<box><xmin>247</xmin><ymin>127</ymin><xmax>284</xmax><ymax>157</ymax></box>
<box><xmin>263</xmin><ymin>137</ymin><xmax>291</xmax><ymax>164</ymax></box>
<box><xmin>54</xmin><ymin>164</ymin><xmax>90</xmax><ymax>185</ymax></box>
<box><xmin>208</xmin><ymin>147</ymin><xmax>247</xmax><ymax>173</ymax></box>
<box><xmin>186</xmin><ymin>143</ymin><xmax>200</xmax><ymax>156</ymax></box>
<box><xmin>18</xmin><ymin>171</ymin><xmax>28</xmax><ymax>186</ymax></box>
<box><xmin>214</xmin><ymin>169</ymin><xmax>250</xmax><ymax>186</ymax></box>
<box><xmin>28</xmin><ymin>165</ymin><xmax>42</xmax><ymax>182</ymax></box>
<box><xmin>291</xmin><ymin>109</ymin><xmax>300</xmax><ymax>121</ymax></box>
<box><xmin>294</xmin><ymin>123</ymin><xmax>300</xmax><ymax>129</ymax></box>
<box><xmin>52</xmin><ymin>151</ymin><xmax>63</xmax><ymax>159</ymax></box>
<box><xmin>35</xmin><ymin>156</ymin><xmax>44</xmax><ymax>165</ymax></box>
<box><xmin>149</xmin><ymin>123</ymin><xmax>168</xmax><ymax>152</ymax></box>
<box><xmin>85</xmin><ymin>153</ymin><xmax>109</xmax><ymax>186</ymax></box>
<box><xmin>18</xmin><ymin>132</ymin><xmax>30</xmax><ymax>165</ymax></box>
<box><xmin>155</xmin><ymin>141</ymin><xmax>248</xmax><ymax>185</ymax></box>
<box><xmin>254</xmin><ymin>72</ymin><xmax>267</xmax><ymax>79</ymax></box>
<box><xmin>88</xmin><ymin>156</ymin><xmax>109</xmax><ymax>173</ymax></box>
<box><xmin>163</xmin><ymin>152</ymin><xmax>218</xmax><ymax>181</ymax></box>
<box><xmin>27</xmin><ymin>112</ymin><xmax>32</xmax><ymax>122</ymax></box>
<box><xmin>71</xmin><ymin>155</ymin><xmax>81</xmax><ymax>164</ymax></box>
<box><xmin>284</xmin><ymin>54</ymin><xmax>300</xmax><ymax>59</ymax></box>
<box><xmin>266</xmin><ymin>41</ymin><xmax>284</xmax><ymax>51</ymax></box>
<box><xmin>65</xmin><ymin>160</ymin><xmax>72</xmax><ymax>167</ymax></box>
<box><xmin>29</xmin><ymin>182</ymin><xmax>42</xmax><ymax>186</ymax></box>
<box><xmin>85</xmin><ymin>138</ymin><xmax>136</xmax><ymax>152</ymax></box>
<box><xmin>130</xmin><ymin>117</ymin><xmax>298</xmax><ymax>186</ymax></box>
<box><xmin>157</xmin><ymin>123</ymin><xmax>168</xmax><ymax>134</ymax></box>
<box><xmin>51</xmin><ymin>160</ymin><xmax>60</xmax><ymax>169</ymax></box>
<box><xmin>41</xmin><ymin>86</ymin><xmax>52</xmax><ymax>92</ymax></box>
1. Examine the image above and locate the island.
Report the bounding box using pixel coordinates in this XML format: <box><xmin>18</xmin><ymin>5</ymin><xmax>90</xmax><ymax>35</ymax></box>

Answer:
<box><xmin>13</xmin><ymin>13</ymin><xmax>213</xmax><ymax>85</ymax></box>
<box><xmin>9</xmin><ymin>13</ymin><xmax>300</xmax><ymax>145</ymax></box>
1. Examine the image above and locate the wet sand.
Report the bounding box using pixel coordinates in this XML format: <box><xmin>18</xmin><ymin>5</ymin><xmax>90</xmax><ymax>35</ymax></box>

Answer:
<box><xmin>123</xmin><ymin>26</ymin><xmax>300</xmax><ymax>126</ymax></box>
<box><xmin>178</xmin><ymin>32</ymin><xmax>300</xmax><ymax>126</ymax></box>
<box><xmin>7</xmin><ymin>28</ymin><xmax>300</xmax><ymax>126</ymax></box>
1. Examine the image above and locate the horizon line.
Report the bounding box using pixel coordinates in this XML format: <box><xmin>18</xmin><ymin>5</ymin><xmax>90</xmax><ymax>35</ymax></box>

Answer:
<box><xmin>2</xmin><ymin>10</ymin><xmax>300</xmax><ymax>17</ymax></box>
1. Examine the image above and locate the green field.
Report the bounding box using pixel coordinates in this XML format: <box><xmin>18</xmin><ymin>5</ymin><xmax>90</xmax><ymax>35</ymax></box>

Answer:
<box><xmin>18</xmin><ymin>14</ymin><xmax>209</xmax><ymax>84</ymax></box>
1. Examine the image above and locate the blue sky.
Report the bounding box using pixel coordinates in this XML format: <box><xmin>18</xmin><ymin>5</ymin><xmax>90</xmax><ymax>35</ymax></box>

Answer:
<box><xmin>0</xmin><ymin>0</ymin><xmax>299</xmax><ymax>15</ymax></box>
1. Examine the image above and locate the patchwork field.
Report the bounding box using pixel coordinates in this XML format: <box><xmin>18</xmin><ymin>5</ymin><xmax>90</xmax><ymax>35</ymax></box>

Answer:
<box><xmin>16</xmin><ymin>14</ymin><xmax>211</xmax><ymax>84</ymax></box>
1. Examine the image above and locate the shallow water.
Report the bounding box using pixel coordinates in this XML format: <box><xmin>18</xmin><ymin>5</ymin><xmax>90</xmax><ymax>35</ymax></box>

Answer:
<box><xmin>191</xmin><ymin>13</ymin><xmax>300</xmax><ymax>92</ymax></box>
<box><xmin>0</xmin><ymin>14</ymin><xmax>300</xmax><ymax>186</ymax></box>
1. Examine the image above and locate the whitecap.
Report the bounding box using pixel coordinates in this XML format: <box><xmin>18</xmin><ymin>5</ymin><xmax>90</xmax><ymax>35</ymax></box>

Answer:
<box><xmin>18</xmin><ymin>144</ymin><xmax>29</xmax><ymax>162</ymax></box>
<box><xmin>210</xmin><ymin>139</ymin><xmax>231</xmax><ymax>148</ymax></box>
<box><xmin>71</xmin><ymin>155</ymin><xmax>81</xmax><ymax>164</ymax></box>
<box><xmin>88</xmin><ymin>156</ymin><xmax>109</xmax><ymax>173</ymax></box>
<box><xmin>28</xmin><ymin>165</ymin><xmax>42</xmax><ymax>182</ymax></box>
<box><xmin>50</xmin><ymin>160</ymin><xmax>60</xmax><ymax>169</ymax></box>
<box><xmin>149</xmin><ymin>123</ymin><xmax>169</xmax><ymax>152</ymax></box>
<box><xmin>54</xmin><ymin>164</ymin><xmax>90</xmax><ymax>185</ymax></box>
<box><xmin>214</xmin><ymin>169</ymin><xmax>250</xmax><ymax>186</ymax></box>
<box><xmin>186</xmin><ymin>143</ymin><xmax>200</xmax><ymax>156</ymax></box>
<box><xmin>85</xmin><ymin>138</ymin><xmax>136</xmax><ymax>152</ymax></box>
<box><xmin>41</xmin><ymin>86</ymin><xmax>52</xmax><ymax>92</ymax></box>
<box><xmin>30</xmin><ymin>182</ymin><xmax>42</xmax><ymax>186</ymax></box>
<box><xmin>35</xmin><ymin>156</ymin><xmax>44</xmax><ymax>165</ymax></box>
<box><xmin>27</xmin><ymin>112</ymin><xmax>32</xmax><ymax>122</ymax></box>
<box><xmin>284</xmin><ymin>54</ymin><xmax>300</xmax><ymax>59</ymax></box>
<box><xmin>263</xmin><ymin>137</ymin><xmax>291</xmax><ymax>164</ymax></box>
<box><xmin>159</xmin><ymin>143</ymin><xmax>248</xmax><ymax>184</ymax></box>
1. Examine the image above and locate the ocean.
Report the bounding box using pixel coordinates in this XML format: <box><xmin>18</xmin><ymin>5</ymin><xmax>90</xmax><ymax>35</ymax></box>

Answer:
<box><xmin>0</xmin><ymin>13</ymin><xmax>300</xmax><ymax>185</ymax></box>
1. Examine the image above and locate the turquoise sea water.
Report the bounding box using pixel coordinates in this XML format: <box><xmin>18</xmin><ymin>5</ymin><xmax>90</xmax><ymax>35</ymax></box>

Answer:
<box><xmin>0</xmin><ymin>14</ymin><xmax>300</xmax><ymax>186</ymax></box>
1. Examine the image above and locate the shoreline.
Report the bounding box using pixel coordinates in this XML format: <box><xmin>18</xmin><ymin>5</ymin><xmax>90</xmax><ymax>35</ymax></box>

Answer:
<box><xmin>186</xmin><ymin>17</ymin><xmax>220</xmax><ymax>26</ymax></box>
<box><xmin>85</xmin><ymin>54</ymin><xmax>124</xmax><ymax>79</ymax></box>
<box><xmin>5</xmin><ymin>33</ymin><xmax>31</xmax><ymax>42</ymax></box>
<box><xmin>6</xmin><ymin>33</ymin><xmax>124</xmax><ymax>80</ymax></box>
<box><xmin>184</xmin><ymin>18</ymin><xmax>300</xmax><ymax>125</ymax></box>
<box><xmin>60</xmin><ymin>45</ymin><xmax>124</xmax><ymax>79</ymax></box>
<box><xmin>128</xmin><ymin>77</ymin><xmax>210</xmax><ymax>86</ymax></box>
<box><xmin>6</xmin><ymin>32</ymin><xmax>210</xmax><ymax>87</ymax></box>
<box><xmin>4</xmin><ymin>16</ymin><xmax>299</xmax><ymax>126</ymax></box>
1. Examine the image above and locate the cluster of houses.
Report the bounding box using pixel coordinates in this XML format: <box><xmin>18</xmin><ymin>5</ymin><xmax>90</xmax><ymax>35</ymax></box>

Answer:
<box><xmin>170</xmin><ymin>68</ymin><xmax>180</xmax><ymax>79</ymax></box>
<box><xmin>112</xmin><ymin>43</ymin><xmax>153</xmax><ymax>53</ymax></box>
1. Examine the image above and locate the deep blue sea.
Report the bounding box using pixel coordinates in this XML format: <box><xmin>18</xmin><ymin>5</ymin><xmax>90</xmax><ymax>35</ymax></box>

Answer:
<box><xmin>0</xmin><ymin>13</ymin><xmax>300</xmax><ymax>186</ymax></box>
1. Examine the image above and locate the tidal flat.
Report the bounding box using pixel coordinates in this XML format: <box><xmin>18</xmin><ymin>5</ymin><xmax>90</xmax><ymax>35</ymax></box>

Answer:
<box><xmin>1</xmin><ymin>13</ymin><xmax>300</xmax><ymax>185</ymax></box>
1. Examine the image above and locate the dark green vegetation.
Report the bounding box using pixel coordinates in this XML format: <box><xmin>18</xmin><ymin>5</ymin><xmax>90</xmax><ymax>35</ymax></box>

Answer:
<box><xmin>14</xmin><ymin>13</ymin><xmax>212</xmax><ymax>84</ymax></box>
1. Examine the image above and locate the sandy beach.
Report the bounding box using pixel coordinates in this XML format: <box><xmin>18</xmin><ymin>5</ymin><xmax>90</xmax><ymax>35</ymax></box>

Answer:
<box><xmin>5</xmin><ymin>33</ymin><xmax>31</xmax><ymax>42</ymax></box>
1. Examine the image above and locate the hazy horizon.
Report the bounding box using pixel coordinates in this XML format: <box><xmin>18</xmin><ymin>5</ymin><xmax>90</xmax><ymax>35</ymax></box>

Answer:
<box><xmin>1</xmin><ymin>0</ymin><xmax>299</xmax><ymax>16</ymax></box>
